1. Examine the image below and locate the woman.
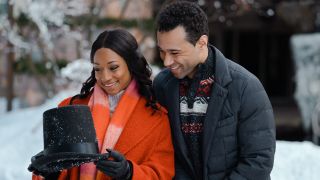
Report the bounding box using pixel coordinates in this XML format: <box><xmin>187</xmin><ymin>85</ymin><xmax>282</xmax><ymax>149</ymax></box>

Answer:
<box><xmin>32</xmin><ymin>29</ymin><xmax>174</xmax><ymax>180</ymax></box>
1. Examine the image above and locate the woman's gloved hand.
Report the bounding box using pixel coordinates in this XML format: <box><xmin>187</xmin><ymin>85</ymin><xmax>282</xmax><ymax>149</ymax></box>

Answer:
<box><xmin>28</xmin><ymin>151</ymin><xmax>47</xmax><ymax>176</ymax></box>
<box><xmin>96</xmin><ymin>149</ymin><xmax>133</xmax><ymax>180</ymax></box>
<box><xmin>28</xmin><ymin>151</ymin><xmax>60</xmax><ymax>179</ymax></box>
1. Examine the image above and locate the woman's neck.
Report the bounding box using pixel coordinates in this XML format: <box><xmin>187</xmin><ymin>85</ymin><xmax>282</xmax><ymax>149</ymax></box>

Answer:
<box><xmin>108</xmin><ymin>90</ymin><xmax>125</xmax><ymax>116</ymax></box>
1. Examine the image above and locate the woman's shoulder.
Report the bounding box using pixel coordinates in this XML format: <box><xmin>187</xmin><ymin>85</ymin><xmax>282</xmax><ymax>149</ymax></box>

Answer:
<box><xmin>58</xmin><ymin>95</ymin><xmax>90</xmax><ymax>107</ymax></box>
<box><xmin>156</xmin><ymin>103</ymin><xmax>168</xmax><ymax>114</ymax></box>
<box><xmin>133</xmin><ymin>99</ymin><xmax>166</xmax><ymax>119</ymax></box>
<box><xmin>58</xmin><ymin>97</ymin><xmax>73</xmax><ymax>107</ymax></box>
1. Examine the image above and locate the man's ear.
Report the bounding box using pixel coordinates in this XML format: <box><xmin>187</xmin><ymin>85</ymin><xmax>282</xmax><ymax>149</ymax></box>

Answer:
<box><xmin>197</xmin><ymin>35</ymin><xmax>208</xmax><ymax>48</ymax></box>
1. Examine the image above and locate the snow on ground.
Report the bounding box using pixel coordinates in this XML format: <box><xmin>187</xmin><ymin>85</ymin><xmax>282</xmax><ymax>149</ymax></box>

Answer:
<box><xmin>0</xmin><ymin>90</ymin><xmax>75</xmax><ymax>180</ymax></box>
<box><xmin>1</xmin><ymin>90</ymin><xmax>320</xmax><ymax>180</ymax></box>
<box><xmin>0</xmin><ymin>98</ymin><xmax>21</xmax><ymax>115</ymax></box>
<box><xmin>271</xmin><ymin>140</ymin><xmax>320</xmax><ymax>180</ymax></box>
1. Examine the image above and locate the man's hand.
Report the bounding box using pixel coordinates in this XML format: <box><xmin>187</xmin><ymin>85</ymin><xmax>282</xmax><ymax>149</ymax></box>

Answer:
<box><xmin>96</xmin><ymin>149</ymin><xmax>132</xmax><ymax>179</ymax></box>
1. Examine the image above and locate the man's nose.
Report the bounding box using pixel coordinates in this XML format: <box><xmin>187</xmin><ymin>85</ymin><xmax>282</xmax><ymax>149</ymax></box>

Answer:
<box><xmin>163</xmin><ymin>54</ymin><xmax>173</xmax><ymax>67</ymax></box>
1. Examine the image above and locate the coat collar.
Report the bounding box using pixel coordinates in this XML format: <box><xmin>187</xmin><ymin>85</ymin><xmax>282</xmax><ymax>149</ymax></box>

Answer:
<box><xmin>210</xmin><ymin>45</ymin><xmax>232</xmax><ymax>87</ymax></box>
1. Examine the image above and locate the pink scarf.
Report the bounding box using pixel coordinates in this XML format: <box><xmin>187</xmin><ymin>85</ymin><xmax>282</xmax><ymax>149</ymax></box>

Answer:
<box><xmin>79</xmin><ymin>79</ymin><xmax>140</xmax><ymax>180</ymax></box>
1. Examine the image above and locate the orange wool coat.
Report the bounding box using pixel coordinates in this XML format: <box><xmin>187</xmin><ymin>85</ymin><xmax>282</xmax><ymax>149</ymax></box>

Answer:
<box><xmin>33</xmin><ymin>95</ymin><xmax>174</xmax><ymax>180</ymax></box>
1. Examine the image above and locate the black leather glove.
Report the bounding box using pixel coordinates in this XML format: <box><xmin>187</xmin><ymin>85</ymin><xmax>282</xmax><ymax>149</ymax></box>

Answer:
<box><xmin>96</xmin><ymin>149</ymin><xmax>133</xmax><ymax>180</ymax></box>
<box><xmin>28</xmin><ymin>151</ymin><xmax>60</xmax><ymax>180</ymax></box>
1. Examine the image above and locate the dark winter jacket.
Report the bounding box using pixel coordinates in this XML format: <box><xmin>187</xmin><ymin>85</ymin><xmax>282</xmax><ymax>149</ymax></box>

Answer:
<box><xmin>153</xmin><ymin>45</ymin><xmax>276</xmax><ymax>180</ymax></box>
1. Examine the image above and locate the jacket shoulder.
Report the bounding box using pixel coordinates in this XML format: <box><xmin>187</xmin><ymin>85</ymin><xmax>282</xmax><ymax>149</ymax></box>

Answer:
<box><xmin>157</xmin><ymin>103</ymin><xmax>168</xmax><ymax>114</ymax></box>
<box><xmin>226</xmin><ymin>59</ymin><xmax>264</xmax><ymax>90</ymax></box>
<box><xmin>58</xmin><ymin>97</ymin><xmax>72</xmax><ymax>107</ymax></box>
<box><xmin>153</xmin><ymin>69</ymin><xmax>172</xmax><ymax>88</ymax></box>
<box><xmin>153</xmin><ymin>69</ymin><xmax>173</xmax><ymax>107</ymax></box>
<box><xmin>227</xmin><ymin>60</ymin><xmax>255</xmax><ymax>81</ymax></box>
<box><xmin>136</xmin><ymin>98</ymin><xmax>168</xmax><ymax>116</ymax></box>
<box><xmin>58</xmin><ymin>96</ymin><xmax>90</xmax><ymax>107</ymax></box>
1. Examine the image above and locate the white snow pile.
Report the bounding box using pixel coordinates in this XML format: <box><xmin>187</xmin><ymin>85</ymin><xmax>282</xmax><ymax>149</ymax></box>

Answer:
<box><xmin>60</xmin><ymin>59</ymin><xmax>92</xmax><ymax>83</ymax></box>
<box><xmin>0</xmin><ymin>90</ymin><xmax>75</xmax><ymax>180</ymax></box>
<box><xmin>290</xmin><ymin>33</ymin><xmax>320</xmax><ymax>132</ymax></box>
<box><xmin>271</xmin><ymin>141</ymin><xmax>320</xmax><ymax>180</ymax></box>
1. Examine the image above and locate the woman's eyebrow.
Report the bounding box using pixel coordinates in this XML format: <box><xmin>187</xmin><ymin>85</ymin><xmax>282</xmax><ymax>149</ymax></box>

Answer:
<box><xmin>107</xmin><ymin>61</ymin><xmax>117</xmax><ymax>64</ymax></box>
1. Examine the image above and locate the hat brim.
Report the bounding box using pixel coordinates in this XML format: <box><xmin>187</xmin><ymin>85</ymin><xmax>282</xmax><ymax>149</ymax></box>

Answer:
<box><xmin>30</xmin><ymin>152</ymin><xmax>108</xmax><ymax>173</ymax></box>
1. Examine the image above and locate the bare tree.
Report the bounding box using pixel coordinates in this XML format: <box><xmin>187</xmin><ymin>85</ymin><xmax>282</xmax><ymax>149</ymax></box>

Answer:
<box><xmin>6</xmin><ymin>0</ymin><xmax>15</xmax><ymax>111</ymax></box>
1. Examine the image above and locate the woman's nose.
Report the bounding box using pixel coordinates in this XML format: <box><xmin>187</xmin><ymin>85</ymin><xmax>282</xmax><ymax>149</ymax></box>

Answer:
<box><xmin>100</xmin><ymin>69</ymin><xmax>112</xmax><ymax>82</ymax></box>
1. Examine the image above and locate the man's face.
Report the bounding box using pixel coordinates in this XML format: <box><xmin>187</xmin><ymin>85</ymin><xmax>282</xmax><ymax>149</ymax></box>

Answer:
<box><xmin>157</xmin><ymin>26</ymin><xmax>203</xmax><ymax>79</ymax></box>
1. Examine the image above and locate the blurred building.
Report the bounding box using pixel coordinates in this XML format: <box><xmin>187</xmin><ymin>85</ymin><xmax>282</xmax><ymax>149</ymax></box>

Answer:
<box><xmin>53</xmin><ymin>0</ymin><xmax>154</xmax><ymax>62</ymax></box>
<box><xmin>100</xmin><ymin>0</ymin><xmax>152</xmax><ymax>18</ymax></box>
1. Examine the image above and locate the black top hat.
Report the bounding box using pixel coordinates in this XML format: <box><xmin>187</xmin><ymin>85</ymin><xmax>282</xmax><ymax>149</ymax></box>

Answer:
<box><xmin>28</xmin><ymin>105</ymin><xmax>107</xmax><ymax>173</ymax></box>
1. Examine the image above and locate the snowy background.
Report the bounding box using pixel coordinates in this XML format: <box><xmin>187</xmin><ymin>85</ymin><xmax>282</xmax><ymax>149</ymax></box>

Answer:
<box><xmin>1</xmin><ymin>47</ymin><xmax>320</xmax><ymax>180</ymax></box>
<box><xmin>1</xmin><ymin>90</ymin><xmax>320</xmax><ymax>180</ymax></box>
<box><xmin>0</xmin><ymin>60</ymin><xmax>162</xmax><ymax>180</ymax></box>
<box><xmin>1</xmin><ymin>1</ymin><xmax>320</xmax><ymax>179</ymax></box>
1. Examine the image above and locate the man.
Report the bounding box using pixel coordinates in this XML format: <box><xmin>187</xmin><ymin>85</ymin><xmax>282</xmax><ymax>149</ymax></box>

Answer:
<box><xmin>153</xmin><ymin>1</ymin><xmax>276</xmax><ymax>180</ymax></box>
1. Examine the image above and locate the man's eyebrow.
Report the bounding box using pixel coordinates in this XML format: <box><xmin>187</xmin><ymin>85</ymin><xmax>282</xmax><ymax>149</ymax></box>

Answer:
<box><xmin>157</xmin><ymin>46</ymin><xmax>181</xmax><ymax>52</ymax></box>
<box><xmin>169</xmin><ymin>49</ymin><xmax>181</xmax><ymax>52</ymax></box>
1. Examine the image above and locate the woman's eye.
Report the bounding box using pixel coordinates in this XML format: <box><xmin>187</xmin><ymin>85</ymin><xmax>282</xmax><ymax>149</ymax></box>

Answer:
<box><xmin>110</xmin><ymin>65</ymin><xmax>119</xmax><ymax>71</ymax></box>
<box><xmin>93</xmin><ymin>67</ymin><xmax>100</xmax><ymax>72</ymax></box>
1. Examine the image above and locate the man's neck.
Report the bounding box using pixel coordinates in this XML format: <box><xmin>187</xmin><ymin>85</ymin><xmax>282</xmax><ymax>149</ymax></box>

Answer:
<box><xmin>200</xmin><ymin>46</ymin><xmax>209</xmax><ymax>63</ymax></box>
<box><xmin>187</xmin><ymin>46</ymin><xmax>209</xmax><ymax>79</ymax></box>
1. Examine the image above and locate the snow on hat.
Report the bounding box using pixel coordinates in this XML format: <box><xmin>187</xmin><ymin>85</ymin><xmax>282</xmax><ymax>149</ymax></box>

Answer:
<box><xmin>28</xmin><ymin>105</ymin><xmax>107</xmax><ymax>173</ymax></box>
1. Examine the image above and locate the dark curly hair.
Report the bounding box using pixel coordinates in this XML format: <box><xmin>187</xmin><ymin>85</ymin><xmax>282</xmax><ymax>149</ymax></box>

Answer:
<box><xmin>71</xmin><ymin>29</ymin><xmax>158</xmax><ymax>111</ymax></box>
<box><xmin>156</xmin><ymin>0</ymin><xmax>209</xmax><ymax>45</ymax></box>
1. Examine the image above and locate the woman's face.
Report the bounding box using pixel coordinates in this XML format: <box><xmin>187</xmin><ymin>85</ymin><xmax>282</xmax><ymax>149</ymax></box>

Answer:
<box><xmin>93</xmin><ymin>48</ymin><xmax>131</xmax><ymax>95</ymax></box>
